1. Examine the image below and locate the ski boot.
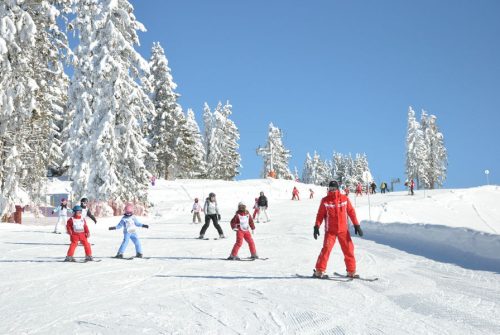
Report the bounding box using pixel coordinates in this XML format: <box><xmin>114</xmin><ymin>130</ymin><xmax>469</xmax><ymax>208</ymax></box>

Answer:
<box><xmin>136</xmin><ymin>253</ymin><xmax>143</xmax><ymax>258</ymax></box>
<box><xmin>114</xmin><ymin>253</ymin><xmax>123</xmax><ymax>259</ymax></box>
<box><xmin>219</xmin><ymin>234</ymin><xmax>226</xmax><ymax>239</ymax></box>
<box><xmin>347</xmin><ymin>271</ymin><xmax>359</xmax><ymax>279</ymax></box>
<box><xmin>85</xmin><ymin>256</ymin><xmax>94</xmax><ymax>262</ymax></box>
<box><xmin>313</xmin><ymin>269</ymin><xmax>328</xmax><ymax>279</ymax></box>
<box><xmin>250</xmin><ymin>254</ymin><xmax>259</xmax><ymax>260</ymax></box>
<box><xmin>227</xmin><ymin>255</ymin><xmax>240</xmax><ymax>260</ymax></box>
<box><xmin>64</xmin><ymin>256</ymin><xmax>75</xmax><ymax>262</ymax></box>
<box><xmin>198</xmin><ymin>235</ymin><xmax>205</xmax><ymax>239</ymax></box>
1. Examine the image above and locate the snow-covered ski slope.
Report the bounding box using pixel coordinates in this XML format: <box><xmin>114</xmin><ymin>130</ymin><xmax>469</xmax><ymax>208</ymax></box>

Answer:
<box><xmin>1</xmin><ymin>179</ymin><xmax>499</xmax><ymax>334</ymax></box>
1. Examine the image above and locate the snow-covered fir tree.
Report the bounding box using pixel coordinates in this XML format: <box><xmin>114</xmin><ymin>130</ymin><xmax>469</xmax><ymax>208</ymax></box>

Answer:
<box><xmin>405</xmin><ymin>107</ymin><xmax>447</xmax><ymax>189</ymax></box>
<box><xmin>258</xmin><ymin>123</ymin><xmax>292</xmax><ymax>179</ymax></box>
<box><xmin>147</xmin><ymin>41</ymin><xmax>182</xmax><ymax>180</ymax></box>
<box><xmin>302</xmin><ymin>152</ymin><xmax>330</xmax><ymax>185</ymax></box>
<box><xmin>181</xmin><ymin>109</ymin><xmax>206</xmax><ymax>178</ymax></box>
<box><xmin>0</xmin><ymin>0</ymin><xmax>69</xmax><ymax>218</ymax></box>
<box><xmin>301</xmin><ymin>153</ymin><xmax>313</xmax><ymax>184</ymax></box>
<box><xmin>204</xmin><ymin>101</ymin><xmax>241</xmax><ymax>180</ymax></box>
<box><xmin>66</xmin><ymin>0</ymin><xmax>153</xmax><ymax>213</ymax></box>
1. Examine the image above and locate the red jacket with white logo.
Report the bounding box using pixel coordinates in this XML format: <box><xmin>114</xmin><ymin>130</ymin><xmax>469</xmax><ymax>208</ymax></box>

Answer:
<box><xmin>315</xmin><ymin>190</ymin><xmax>359</xmax><ymax>234</ymax></box>
<box><xmin>230</xmin><ymin>210</ymin><xmax>256</xmax><ymax>231</ymax></box>
<box><xmin>66</xmin><ymin>216</ymin><xmax>90</xmax><ymax>236</ymax></box>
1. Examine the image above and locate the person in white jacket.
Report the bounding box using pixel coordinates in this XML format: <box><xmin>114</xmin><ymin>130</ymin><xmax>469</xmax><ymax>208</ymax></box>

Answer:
<box><xmin>52</xmin><ymin>198</ymin><xmax>71</xmax><ymax>234</ymax></box>
<box><xmin>191</xmin><ymin>198</ymin><xmax>202</xmax><ymax>223</ymax></box>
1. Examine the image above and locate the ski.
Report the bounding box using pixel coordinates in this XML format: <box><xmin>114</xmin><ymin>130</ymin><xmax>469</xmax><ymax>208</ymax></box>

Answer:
<box><xmin>221</xmin><ymin>258</ymin><xmax>255</xmax><ymax>261</ymax></box>
<box><xmin>294</xmin><ymin>274</ymin><xmax>353</xmax><ymax>282</ymax></box>
<box><xmin>112</xmin><ymin>256</ymin><xmax>135</xmax><ymax>260</ymax></box>
<box><xmin>244</xmin><ymin>257</ymin><xmax>269</xmax><ymax>261</ymax></box>
<box><xmin>63</xmin><ymin>259</ymin><xmax>102</xmax><ymax>263</ymax></box>
<box><xmin>332</xmin><ymin>272</ymin><xmax>379</xmax><ymax>282</ymax></box>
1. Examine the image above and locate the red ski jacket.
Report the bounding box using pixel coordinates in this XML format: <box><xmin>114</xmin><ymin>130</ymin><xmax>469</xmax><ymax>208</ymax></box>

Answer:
<box><xmin>66</xmin><ymin>216</ymin><xmax>90</xmax><ymax>236</ymax></box>
<box><xmin>230</xmin><ymin>210</ymin><xmax>255</xmax><ymax>231</ymax></box>
<box><xmin>315</xmin><ymin>190</ymin><xmax>359</xmax><ymax>234</ymax></box>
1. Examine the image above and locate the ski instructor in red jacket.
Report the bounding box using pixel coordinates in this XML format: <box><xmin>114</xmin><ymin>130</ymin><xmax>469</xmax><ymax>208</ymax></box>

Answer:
<box><xmin>313</xmin><ymin>180</ymin><xmax>363</xmax><ymax>278</ymax></box>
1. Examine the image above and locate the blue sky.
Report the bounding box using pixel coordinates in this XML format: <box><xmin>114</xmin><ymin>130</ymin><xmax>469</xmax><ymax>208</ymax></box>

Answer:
<box><xmin>131</xmin><ymin>0</ymin><xmax>499</xmax><ymax>189</ymax></box>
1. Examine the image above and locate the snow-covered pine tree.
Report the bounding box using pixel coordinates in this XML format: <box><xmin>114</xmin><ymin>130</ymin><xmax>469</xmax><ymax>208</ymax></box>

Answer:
<box><xmin>405</xmin><ymin>106</ymin><xmax>426</xmax><ymax>189</ymax></box>
<box><xmin>204</xmin><ymin>101</ymin><xmax>241</xmax><ymax>180</ymax></box>
<box><xmin>293</xmin><ymin>166</ymin><xmax>300</xmax><ymax>182</ymax></box>
<box><xmin>202</xmin><ymin>102</ymin><xmax>213</xmax><ymax>164</ymax></box>
<box><xmin>0</xmin><ymin>1</ymin><xmax>38</xmax><ymax>219</ymax></box>
<box><xmin>301</xmin><ymin>152</ymin><xmax>313</xmax><ymax>184</ymax></box>
<box><xmin>66</xmin><ymin>0</ymin><xmax>153</xmax><ymax>214</ymax></box>
<box><xmin>181</xmin><ymin>108</ymin><xmax>206</xmax><ymax>178</ymax></box>
<box><xmin>423</xmin><ymin>113</ymin><xmax>447</xmax><ymax>188</ymax></box>
<box><xmin>259</xmin><ymin>123</ymin><xmax>292</xmax><ymax>179</ymax></box>
<box><xmin>147</xmin><ymin>41</ymin><xmax>181</xmax><ymax>179</ymax></box>
<box><xmin>19</xmin><ymin>1</ymin><xmax>70</xmax><ymax>209</ymax></box>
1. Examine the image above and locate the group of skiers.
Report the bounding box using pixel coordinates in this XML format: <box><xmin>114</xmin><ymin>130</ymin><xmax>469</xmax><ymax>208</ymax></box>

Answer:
<box><xmin>52</xmin><ymin>197</ymin><xmax>148</xmax><ymax>262</ymax></box>
<box><xmin>51</xmin><ymin>182</ymin><xmax>364</xmax><ymax>278</ymax></box>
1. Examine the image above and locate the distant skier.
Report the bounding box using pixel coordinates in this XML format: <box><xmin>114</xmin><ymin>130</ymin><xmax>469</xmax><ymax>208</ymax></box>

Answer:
<box><xmin>344</xmin><ymin>185</ymin><xmax>350</xmax><ymax>196</ymax></box>
<box><xmin>380</xmin><ymin>182</ymin><xmax>387</xmax><ymax>194</ymax></box>
<box><xmin>227</xmin><ymin>202</ymin><xmax>258</xmax><ymax>260</ymax></box>
<box><xmin>370</xmin><ymin>182</ymin><xmax>377</xmax><ymax>194</ymax></box>
<box><xmin>65</xmin><ymin>205</ymin><xmax>94</xmax><ymax>262</ymax></box>
<box><xmin>252</xmin><ymin>197</ymin><xmax>260</xmax><ymax>220</ymax></box>
<box><xmin>410</xmin><ymin>179</ymin><xmax>415</xmax><ymax>196</ymax></box>
<box><xmin>309</xmin><ymin>189</ymin><xmax>314</xmax><ymax>199</ymax></box>
<box><xmin>80</xmin><ymin>198</ymin><xmax>97</xmax><ymax>224</ymax></box>
<box><xmin>355</xmin><ymin>183</ymin><xmax>363</xmax><ymax>196</ymax></box>
<box><xmin>199</xmin><ymin>192</ymin><xmax>225</xmax><ymax>239</ymax></box>
<box><xmin>312</xmin><ymin>180</ymin><xmax>363</xmax><ymax>278</ymax></box>
<box><xmin>109</xmin><ymin>204</ymin><xmax>149</xmax><ymax>258</ymax></box>
<box><xmin>255</xmin><ymin>191</ymin><xmax>270</xmax><ymax>223</ymax></box>
<box><xmin>52</xmin><ymin>198</ymin><xmax>71</xmax><ymax>234</ymax></box>
<box><xmin>191</xmin><ymin>198</ymin><xmax>202</xmax><ymax>224</ymax></box>
<box><xmin>151</xmin><ymin>175</ymin><xmax>156</xmax><ymax>186</ymax></box>
<box><xmin>292</xmin><ymin>186</ymin><xmax>300</xmax><ymax>200</ymax></box>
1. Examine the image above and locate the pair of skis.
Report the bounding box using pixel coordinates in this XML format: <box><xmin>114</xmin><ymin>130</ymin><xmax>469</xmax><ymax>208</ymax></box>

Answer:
<box><xmin>295</xmin><ymin>272</ymin><xmax>378</xmax><ymax>282</ymax></box>
<box><xmin>223</xmin><ymin>257</ymin><xmax>269</xmax><ymax>261</ymax></box>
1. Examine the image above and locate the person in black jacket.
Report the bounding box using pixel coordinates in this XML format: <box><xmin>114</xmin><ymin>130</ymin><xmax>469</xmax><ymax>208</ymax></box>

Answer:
<box><xmin>80</xmin><ymin>197</ymin><xmax>97</xmax><ymax>224</ymax></box>
<box><xmin>255</xmin><ymin>191</ymin><xmax>270</xmax><ymax>222</ymax></box>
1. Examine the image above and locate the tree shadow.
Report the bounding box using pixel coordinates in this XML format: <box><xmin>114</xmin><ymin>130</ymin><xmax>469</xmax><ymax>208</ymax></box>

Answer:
<box><xmin>155</xmin><ymin>274</ymin><xmax>302</xmax><ymax>280</ymax></box>
<box><xmin>361</xmin><ymin>221</ymin><xmax>500</xmax><ymax>274</ymax></box>
<box><xmin>4</xmin><ymin>242</ymin><xmax>68</xmax><ymax>246</ymax></box>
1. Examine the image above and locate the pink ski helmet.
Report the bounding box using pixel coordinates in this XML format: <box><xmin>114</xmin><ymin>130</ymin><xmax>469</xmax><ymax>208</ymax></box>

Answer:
<box><xmin>124</xmin><ymin>204</ymin><xmax>134</xmax><ymax>216</ymax></box>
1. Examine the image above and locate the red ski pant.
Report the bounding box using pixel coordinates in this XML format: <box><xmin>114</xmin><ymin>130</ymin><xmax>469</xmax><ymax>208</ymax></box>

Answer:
<box><xmin>315</xmin><ymin>230</ymin><xmax>356</xmax><ymax>273</ymax></box>
<box><xmin>67</xmin><ymin>233</ymin><xmax>92</xmax><ymax>256</ymax></box>
<box><xmin>231</xmin><ymin>230</ymin><xmax>257</xmax><ymax>256</ymax></box>
<box><xmin>252</xmin><ymin>208</ymin><xmax>259</xmax><ymax>219</ymax></box>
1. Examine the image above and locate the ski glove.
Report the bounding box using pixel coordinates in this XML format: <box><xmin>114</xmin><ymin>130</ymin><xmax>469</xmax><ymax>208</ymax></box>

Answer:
<box><xmin>142</xmin><ymin>224</ymin><xmax>149</xmax><ymax>229</ymax></box>
<box><xmin>108</xmin><ymin>227</ymin><xmax>116</xmax><ymax>230</ymax></box>
<box><xmin>313</xmin><ymin>226</ymin><xmax>320</xmax><ymax>240</ymax></box>
<box><xmin>354</xmin><ymin>225</ymin><xmax>363</xmax><ymax>237</ymax></box>
<box><xmin>217</xmin><ymin>214</ymin><xmax>221</xmax><ymax>220</ymax></box>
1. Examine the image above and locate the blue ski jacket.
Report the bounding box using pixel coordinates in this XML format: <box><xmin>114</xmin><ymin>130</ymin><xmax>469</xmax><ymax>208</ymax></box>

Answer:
<box><xmin>113</xmin><ymin>215</ymin><xmax>145</xmax><ymax>234</ymax></box>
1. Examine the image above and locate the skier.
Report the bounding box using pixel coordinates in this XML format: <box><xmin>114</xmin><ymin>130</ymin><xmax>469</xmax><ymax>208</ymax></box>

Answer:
<box><xmin>52</xmin><ymin>198</ymin><xmax>71</xmax><ymax>234</ymax></box>
<box><xmin>344</xmin><ymin>185</ymin><xmax>350</xmax><ymax>196</ymax></box>
<box><xmin>312</xmin><ymin>180</ymin><xmax>363</xmax><ymax>278</ymax></box>
<box><xmin>410</xmin><ymin>179</ymin><xmax>415</xmax><ymax>196</ymax></box>
<box><xmin>309</xmin><ymin>189</ymin><xmax>314</xmax><ymax>199</ymax></box>
<box><xmin>255</xmin><ymin>191</ymin><xmax>270</xmax><ymax>223</ymax></box>
<box><xmin>64</xmin><ymin>205</ymin><xmax>94</xmax><ymax>262</ymax></box>
<box><xmin>370</xmin><ymin>182</ymin><xmax>377</xmax><ymax>194</ymax></box>
<box><xmin>355</xmin><ymin>183</ymin><xmax>363</xmax><ymax>196</ymax></box>
<box><xmin>292</xmin><ymin>186</ymin><xmax>300</xmax><ymax>200</ymax></box>
<box><xmin>252</xmin><ymin>197</ymin><xmax>260</xmax><ymax>220</ymax></box>
<box><xmin>199</xmin><ymin>192</ymin><xmax>225</xmax><ymax>239</ymax></box>
<box><xmin>228</xmin><ymin>202</ymin><xmax>258</xmax><ymax>260</ymax></box>
<box><xmin>80</xmin><ymin>198</ymin><xmax>97</xmax><ymax>224</ymax></box>
<box><xmin>109</xmin><ymin>204</ymin><xmax>149</xmax><ymax>258</ymax></box>
<box><xmin>380</xmin><ymin>182</ymin><xmax>387</xmax><ymax>194</ymax></box>
<box><xmin>191</xmin><ymin>198</ymin><xmax>202</xmax><ymax>224</ymax></box>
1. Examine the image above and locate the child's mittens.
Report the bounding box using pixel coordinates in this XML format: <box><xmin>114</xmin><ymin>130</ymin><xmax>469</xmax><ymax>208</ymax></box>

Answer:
<box><xmin>108</xmin><ymin>227</ymin><xmax>116</xmax><ymax>230</ymax></box>
<box><xmin>142</xmin><ymin>224</ymin><xmax>149</xmax><ymax>229</ymax></box>
<box><xmin>232</xmin><ymin>227</ymin><xmax>238</xmax><ymax>231</ymax></box>
<box><xmin>252</xmin><ymin>229</ymin><xmax>255</xmax><ymax>235</ymax></box>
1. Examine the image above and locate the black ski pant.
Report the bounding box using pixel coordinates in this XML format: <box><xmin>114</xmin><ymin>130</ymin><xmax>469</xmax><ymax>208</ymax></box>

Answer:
<box><xmin>200</xmin><ymin>214</ymin><xmax>224</xmax><ymax>236</ymax></box>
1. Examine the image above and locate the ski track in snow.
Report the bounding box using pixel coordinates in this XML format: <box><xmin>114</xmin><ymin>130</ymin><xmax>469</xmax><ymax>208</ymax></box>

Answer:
<box><xmin>1</xmin><ymin>180</ymin><xmax>499</xmax><ymax>334</ymax></box>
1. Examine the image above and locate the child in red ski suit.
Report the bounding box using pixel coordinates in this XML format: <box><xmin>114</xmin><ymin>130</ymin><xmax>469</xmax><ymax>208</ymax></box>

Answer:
<box><xmin>65</xmin><ymin>205</ymin><xmax>93</xmax><ymax>262</ymax></box>
<box><xmin>292</xmin><ymin>187</ymin><xmax>300</xmax><ymax>200</ymax></box>
<box><xmin>313</xmin><ymin>181</ymin><xmax>363</xmax><ymax>278</ymax></box>
<box><xmin>228</xmin><ymin>202</ymin><xmax>258</xmax><ymax>260</ymax></box>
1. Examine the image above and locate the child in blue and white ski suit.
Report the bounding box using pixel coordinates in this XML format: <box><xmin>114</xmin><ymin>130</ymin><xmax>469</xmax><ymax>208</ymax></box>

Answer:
<box><xmin>108</xmin><ymin>204</ymin><xmax>149</xmax><ymax>258</ymax></box>
<box><xmin>52</xmin><ymin>198</ymin><xmax>71</xmax><ymax>234</ymax></box>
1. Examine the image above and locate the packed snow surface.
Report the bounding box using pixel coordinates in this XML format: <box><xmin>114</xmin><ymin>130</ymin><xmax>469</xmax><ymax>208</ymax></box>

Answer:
<box><xmin>1</xmin><ymin>179</ymin><xmax>499</xmax><ymax>334</ymax></box>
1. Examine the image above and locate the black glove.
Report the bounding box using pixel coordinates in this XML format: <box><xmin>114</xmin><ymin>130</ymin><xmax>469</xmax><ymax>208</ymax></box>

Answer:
<box><xmin>108</xmin><ymin>227</ymin><xmax>116</xmax><ymax>230</ymax></box>
<box><xmin>217</xmin><ymin>214</ymin><xmax>221</xmax><ymax>220</ymax></box>
<box><xmin>313</xmin><ymin>226</ymin><xmax>320</xmax><ymax>240</ymax></box>
<box><xmin>354</xmin><ymin>225</ymin><xmax>363</xmax><ymax>237</ymax></box>
<box><xmin>142</xmin><ymin>224</ymin><xmax>149</xmax><ymax>229</ymax></box>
